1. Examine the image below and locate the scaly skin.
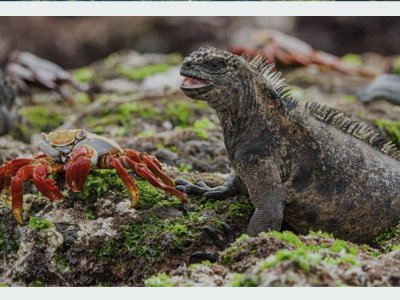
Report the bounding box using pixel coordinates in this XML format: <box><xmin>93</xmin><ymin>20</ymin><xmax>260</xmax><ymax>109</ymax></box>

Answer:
<box><xmin>179</xmin><ymin>47</ymin><xmax>400</xmax><ymax>243</ymax></box>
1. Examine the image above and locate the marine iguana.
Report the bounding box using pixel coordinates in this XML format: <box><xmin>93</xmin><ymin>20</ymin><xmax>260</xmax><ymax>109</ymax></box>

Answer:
<box><xmin>0</xmin><ymin>70</ymin><xmax>16</xmax><ymax>136</ymax></box>
<box><xmin>177</xmin><ymin>47</ymin><xmax>400</xmax><ymax>244</ymax></box>
<box><xmin>357</xmin><ymin>73</ymin><xmax>400</xmax><ymax>105</ymax></box>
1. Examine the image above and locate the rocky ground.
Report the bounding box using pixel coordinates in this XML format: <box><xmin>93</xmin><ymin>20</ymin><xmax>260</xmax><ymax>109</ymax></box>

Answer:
<box><xmin>1</xmin><ymin>49</ymin><xmax>400</xmax><ymax>286</ymax></box>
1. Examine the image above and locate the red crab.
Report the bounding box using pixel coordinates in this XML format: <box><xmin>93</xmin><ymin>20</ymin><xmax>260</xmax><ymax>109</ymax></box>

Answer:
<box><xmin>229</xmin><ymin>29</ymin><xmax>376</xmax><ymax>77</ymax></box>
<box><xmin>0</xmin><ymin>129</ymin><xmax>187</xmax><ymax>224</ymax></box>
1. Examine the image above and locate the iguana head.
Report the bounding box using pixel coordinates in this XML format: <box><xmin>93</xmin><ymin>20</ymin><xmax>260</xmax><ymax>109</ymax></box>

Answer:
<box><xmin>180</xmin><ymin>47</ymin><xmax>287</xmax><ymax>112</ymax></box>
<box><xmin>180</xmin><ymin>47</ymin><xmax>250</xmax><ymax>109</ymax></box>
<box><xmin>180</xmin><ymin>47</ymin><xmax>294</xmax><ymax>119</ymax></box>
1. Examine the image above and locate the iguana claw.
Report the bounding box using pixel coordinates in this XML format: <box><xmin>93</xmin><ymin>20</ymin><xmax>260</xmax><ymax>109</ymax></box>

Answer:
<box><xmin>176</xmin><ymin>178</ymin><xmax>235</xmax><ymax>200</ymax></box>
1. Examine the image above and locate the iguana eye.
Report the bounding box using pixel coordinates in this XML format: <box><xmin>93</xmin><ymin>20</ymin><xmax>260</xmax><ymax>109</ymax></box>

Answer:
<box><xmin>206</xmin><ymin>59</ymin><xmax>226</xmax><ymax>72</ymax></box>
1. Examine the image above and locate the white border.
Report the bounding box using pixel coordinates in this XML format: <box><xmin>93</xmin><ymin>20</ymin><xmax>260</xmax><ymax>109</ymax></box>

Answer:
<box><xmin>0</xmin><ymin>286</ymin><xmax>399</xmax><ymax>299</ymax></box>
<box><xmin>0</xmin><ymin>2</ymin><xmax>399</xmax><ymax>16</ymax></box>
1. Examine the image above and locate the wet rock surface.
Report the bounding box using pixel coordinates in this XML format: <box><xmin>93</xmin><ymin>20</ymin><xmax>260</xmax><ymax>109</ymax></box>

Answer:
<box><xmin>1</xmin><ymin>50</ymin><xmax>400</xmax><ymax>286</ymax></box>
<box><xmin>147</xmin><ymin>233</ymin><xmax>400</xmax><ymax>287</ymax></box>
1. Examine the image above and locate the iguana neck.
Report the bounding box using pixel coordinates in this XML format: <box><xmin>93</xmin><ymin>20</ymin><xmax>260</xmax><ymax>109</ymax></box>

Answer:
<box><xmin>216</xmin><ymin>81</ymin><xmax>290</xmax><ymax>156</ymax></box>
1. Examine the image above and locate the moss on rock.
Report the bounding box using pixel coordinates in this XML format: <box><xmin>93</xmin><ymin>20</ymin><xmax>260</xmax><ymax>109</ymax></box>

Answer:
<box><xmin>29</xmin><ymin>217</ymin><xmax>53</xmax><ymax>231</ymax></box>
<box><xmin>374</xmin><ymin>224</ymin><xmax>400</xmax><ymax>252</ymax></box>
<box><xmin>227</xmin><ymin>200</ymin><xmax>254</xmax><ymax>220</ymax></box>
<box><xmin>18</xmin><ymin>106</ymin><xmax>65</xmax><ymax>136</ymax></box>
<box><xmin>144</xmin><ymin>273</ymin><xmax>173</xmax><ymax>287</ymax></box>
<box><xmin>123</xmin><ymin>212</ymin><xmax>197</xmax><ymax>263</ymax></box>
<box><xmin>118</xmin><ymin>64</ymin><xmax>170</xmax><ymax>81</ymax></box>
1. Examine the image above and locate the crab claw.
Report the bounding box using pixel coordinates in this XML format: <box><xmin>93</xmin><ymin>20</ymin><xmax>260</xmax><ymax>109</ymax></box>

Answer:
<box><xmin>10</xmin><ymin>165</ymin><xmax>34</xmax><ymax>224</ymax></box>
<box><xmin>33</xmin><ymin>161</ymin><xmax>63</xmax><ymax>202</ymax></box>
<box><xmin>65</xmin><ymin>145</ymin><xmax>91</xmax><ymax>192</ymax></box>
<box><xmin>109</xmin><ymin>156</ymin><xmax>140</xmax><ymax>207</ymax></box>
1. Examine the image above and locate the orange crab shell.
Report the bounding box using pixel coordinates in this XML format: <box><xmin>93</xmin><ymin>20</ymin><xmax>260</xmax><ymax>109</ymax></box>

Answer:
<box><xmin>43</xmin><ymin>129</ymin><xmax>86</xmax><ymax>147</ymax></box>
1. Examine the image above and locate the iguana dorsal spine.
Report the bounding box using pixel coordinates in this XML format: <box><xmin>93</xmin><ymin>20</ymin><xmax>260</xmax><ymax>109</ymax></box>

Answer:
<box><xmin>247</xmin><ymin>55</ymin><xmax>400</xmax><ymax>161</ymax></box>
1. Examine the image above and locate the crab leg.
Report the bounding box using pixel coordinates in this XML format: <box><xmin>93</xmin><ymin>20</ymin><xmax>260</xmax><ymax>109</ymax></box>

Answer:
<box><xmin>124</xmin><ymin>149</ymin><xmax>175</xmax><ymax>187</ymax></box>
<box><xmin>108</xmin><ymin>156</ymin><xmax>140</xmax><ymax>207</ymax></box>
<box><xmin>10</xmin><ymin>165</ymin><xmax>35</xmax><ymax>224</ymax></box>
<box><xmin>1</xmin><ymin>158</ymin><xmax>34</xmax><ymax>193</ymax></box>
<box><xmin>65</xmin><ymin>145</ymin><xmax>91</xmax><ymax>192</ymax></box>
<box><xmin>0</xmin><ymin>165</ymin><xmax>5</xmax><ymax>193</ymax></box>
<box><xmin>32</xmin><ymin>160</ymin><xmax>63</xmax><ymax>202</ymax></box>
<box><xmin>122</xmin><ymin>156</ymin><xmax>187</xmax><ymax>203</ymax></box>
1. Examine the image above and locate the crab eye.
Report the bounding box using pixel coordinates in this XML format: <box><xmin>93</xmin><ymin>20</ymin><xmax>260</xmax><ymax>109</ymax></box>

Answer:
<box><xmin>77</xmin><ymin>130</ymin><xmax>86</xmax><ymax>140</ymax></box>
<box><xmin>40</xmin><ymin>132</ymin><xmax>49</xmax><ymax>142</ymax></box>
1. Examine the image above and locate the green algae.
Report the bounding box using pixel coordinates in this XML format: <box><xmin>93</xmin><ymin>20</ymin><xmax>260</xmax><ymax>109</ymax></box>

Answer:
<box><xmin>259</xmin><ymin>248</ymin><xmax>322</xmax><ymax>272</ymax></box>
<box><xmin>341</xmin><ymin>53</ymin><xmax>363</xmax><ymax>68</ymax></box>
<box><xmin>265</xmin><ymin>231</ymin><xmax>305</xmax><ymax>248</ymax></box>
<box><xmin>118</xmin><ymin>64</ymin><xmax>170</xmax><ymax>81</ymax></box>
<box><xmin>374</xmin><ymin>119</ymin><xmax>400</xmax><ymax>145</ymax></box>
<box><xmin>81</xmin><ymin>169</ymin><xmax>182</xmax><ymax>212</ymax></box>
<box><xmin>74</xmin><ymin>92</ymin><xmax>91</xmax><ymax>105</ymax></box>
<box><xmin>192</xmin><ymin>117</ymin><xmax>215</xmax><ymax>140</ymax></box>
<box><xmin>342</xmin><ymin>94</ymin><xmax>358</xmax><ymax>104</ymax></box>
<box><xmin>222</xmin><ymin>230</ymin><xmax>362</xmax><ymax>271</ymax></box>
<box><xmin>394</xmin><ymin>56</ymin><xmax>400</xmax><ymax>75</ymax></box>
<box><xmin>267</xmin><ymin>231</ymin><xmax>360</xmax><ymax>267</ymax></box>
<box><xmin>123</xmin><ymin>213</ymin><xmax>196</xmax><ymax>263</ymax></box>
<box><xmin>227</xmin><ymin>200</ymin><xmax>254</xmax><ymax>220</ymax></box>
<box><xmin>222</xmin><ymin>234</ymin><xmax>251</xmax><ymax>268</ymax></box>
<box><xmin>177</xmin><ymin>163</ymin><xmax>192</xmax><ymax>173</ymax></box>
<box><xmin>29</xmin><ymin>279</ymin><xmax>45</xmax><ymax>287</ymax></box>
<box><xmin>165</xmin><ymin>101</ymin><xmax>192</xmax><ymax>127</ymax></box>
<box><xmin>72</xmin><ymin>67</ymin><xmax>95</xmax><ymax>84</ymax></box>
<box><xmin>374</xmin><ymin>225</ymin><xmax>400</xmax><ymax>252</ymax></box>
<box><xmin>117</xmin><ymin>102</ymin><xmax>157</xmax><ymax>121</ymax></box>
<box><xmin>144</xmin><ymin>273</ymin><xmax>173</xmax><ymax>287</ymax></box>
<box><xmin>229</xmin><ymin>273</ymin><xmax>260</xmax><ymax>287</ymax></box>
<box><xmin>81</xmin><ymin>169</ymin><xmax>126</xmax><ymax>201</ymax></box>
<box><xmin>135</xmin><ymin>180</ymin><xmax>167</xmax><ymax>210</ymax></box>
<box><xmin>19</xmin><ymin>106</ymin><xmax>65</xmax><ymax>135</ymax></box>
<box><xmin>83</xmin><ymin>98</ymin><xmax>211</xmax><ymax>138</ymax></box>
<box><xmin>29</xmin><ymin>217</ymin><xmax>53</xmax><ymax>231</ymax></box>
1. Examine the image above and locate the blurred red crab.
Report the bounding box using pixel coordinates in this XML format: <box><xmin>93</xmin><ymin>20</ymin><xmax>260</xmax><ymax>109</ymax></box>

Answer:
<box><xmin>0</xmin><ymin>129</ymin><xmax>187</xmax><ymax>224</ymax></box>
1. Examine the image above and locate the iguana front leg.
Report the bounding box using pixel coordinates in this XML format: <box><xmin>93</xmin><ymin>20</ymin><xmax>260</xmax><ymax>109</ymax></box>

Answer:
<box><xmin>175</xmin><ymin>170</ymin><xmax>248</xmax><ymax>199</ymax></box>
<box><xmin>240</xmin><ymin>160</ymin><xmax>285</xmax><ymax>236</ymax></box>
<box><xmin>176</xmin><ymin>160</ymin><xmax>285</xmax><ymax>236</ymax></box>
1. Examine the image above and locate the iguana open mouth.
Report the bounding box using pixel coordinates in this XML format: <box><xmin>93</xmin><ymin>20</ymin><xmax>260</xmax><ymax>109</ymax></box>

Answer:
<box><xmin>181</xmin><ymin>76</ymin><xmax>211</xmax><ymax>90</ymax></box>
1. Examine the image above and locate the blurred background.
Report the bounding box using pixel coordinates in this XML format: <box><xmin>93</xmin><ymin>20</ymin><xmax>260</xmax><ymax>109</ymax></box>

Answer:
<box><xmin>1</xmin><ymin>16</ymin><xmax>400</xmax><ymax>69</ymax></box>
<box><xmin>1</xmin><ymin>16</ymin><xmax>399</xmax><ymax>162</ymax></box>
